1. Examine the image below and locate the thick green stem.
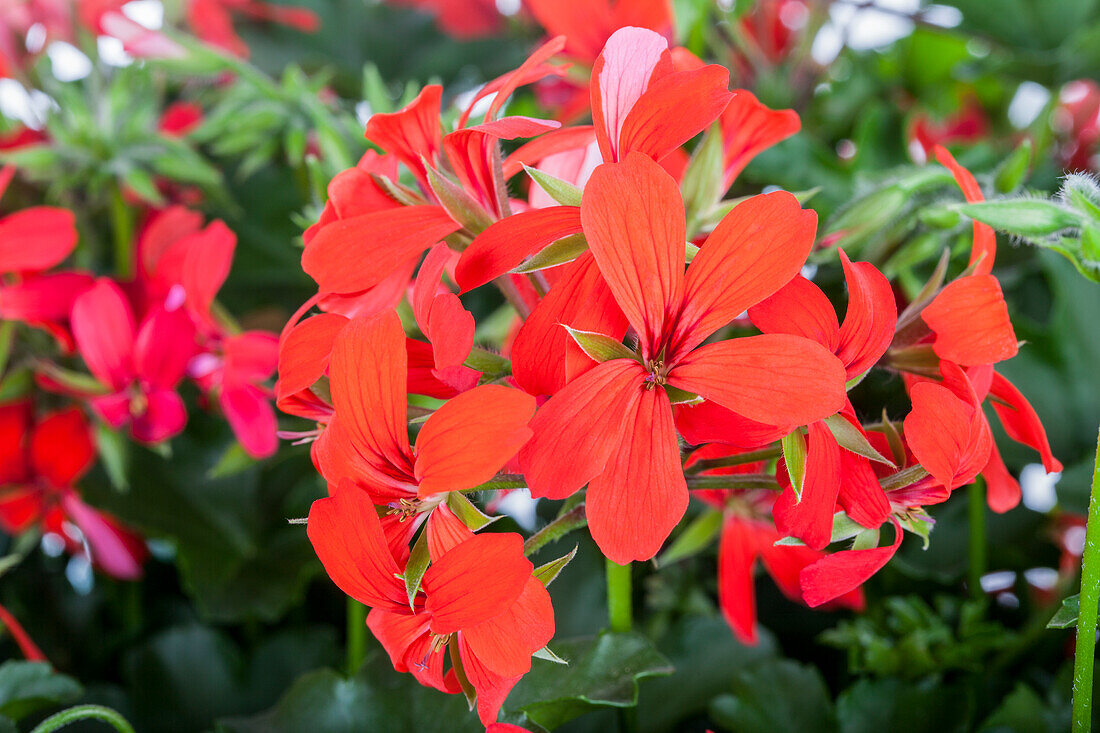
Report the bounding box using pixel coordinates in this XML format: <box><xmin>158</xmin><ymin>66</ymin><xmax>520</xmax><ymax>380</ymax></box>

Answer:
<box><xmin>346</xmin><ymin>596</ymin><xmax>367</xmax><ymax>675</ymax></box>
<box><xmin>606</xmin><ymin>559</ymin><xmax>632</xmax><ymax>633</ymax></box>
<box><xmin>109</xmin><ymin>186</ymin><xmax>133</xmax><ymax>279</ymax></box>
<box><xmin>1072</xmin><ymin>426</ymin><xmax>1100</xmax><ymax>732</ymax></box>
<box><xmin>685</xmin><ymin>445</ymin><xmax>781</xmax><ymax>474</ymax></box>
<box><xmin>968</xmin><ymin>478</ymin><xmax>987</xmax><ymax>603</ymax></box>
<box><xmin>30</xmin><ymin>705</ymin><xmax>135</xmax><ymax>733</ymax></box>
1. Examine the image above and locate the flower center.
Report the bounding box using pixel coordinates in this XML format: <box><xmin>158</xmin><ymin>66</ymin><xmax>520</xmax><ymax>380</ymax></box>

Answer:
<box><xmin>644</xmin><ymin>360</ymin><xmax>669</xmax><ymax>389</ymax></box>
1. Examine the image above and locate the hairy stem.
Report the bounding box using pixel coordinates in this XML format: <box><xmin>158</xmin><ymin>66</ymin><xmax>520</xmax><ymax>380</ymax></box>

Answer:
<box><xmin>1072</xmin><ymin>426</ymin><xmax>1100</xmax><ymax>732</ymax></box>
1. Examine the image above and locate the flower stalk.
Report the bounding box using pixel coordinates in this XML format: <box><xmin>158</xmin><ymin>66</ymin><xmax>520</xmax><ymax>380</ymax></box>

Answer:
<box><xmin>606</xmin><ymin>559</ymin><xmax>632</xmax><ymax>633</ymax></box>
<box><xmin>29</xmin><ymin>705</ymin><xmax>135</xmax><ymax>733</ymax></box>
<box><xmin>1072</xmin><ymin>426</ymin><xmax>1100</xmax><ymax>733</ymax></box>
<box><xmin>346</xmin><ymin>596</ymin><xmax>367</xmax><ymax>675</ymax></box>
<box><xmin>968</xmin><ymin>478</ymin><xmax>987</xmax><ymax>603</ymax></box>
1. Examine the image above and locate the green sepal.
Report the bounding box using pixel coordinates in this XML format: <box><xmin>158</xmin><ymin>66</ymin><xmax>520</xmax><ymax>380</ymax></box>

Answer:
<box><xmin>657</xmin><ymin>509</ymin><xmax>722</xmax><ymax>566</ymax></box>
<box><xmin>533</xmin><ymin>545</ymin><xmax>577</xmax><ymax>587</ymax></box>
<box><xmin>563</xmin><ymin>326</ymin><xmax>638</xmax><ymax>364</ymax></box>
<box><xmin>781</xmin><ymin>429</ymin><xmax>808</xmax><ymax>501</ymax></box>
<box><xmin>524</xmin><ymin>165</ymin><xmax>582</xmax><ymax>207</ymax></box>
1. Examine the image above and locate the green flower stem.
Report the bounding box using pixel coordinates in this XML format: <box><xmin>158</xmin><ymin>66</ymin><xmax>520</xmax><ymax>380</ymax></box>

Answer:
<box><xmin>606</xmin><ymin>559</ymin><xmax>632</xmax><ymax>633</ymax></box>
<box><xmin>968</xmin><ymin>478</ymin><xmax>987</xmax><ymax>603</ymax></box>
<box><xmin>346</xmin><ymin>596</ymin><xmax>367</xmax><ymax>675</ymax></box>
<box><xmin>1072</xmin><ymin>426</ymin><xmax>1100</xmax><ymax>732</ymax></box>
<box><xmin>0</xmin><ymin>319</ymin><xmax>14</xmax><ymax>378</ymax></box>
<box><xmin>30</xmin><ymin>705</ymin><xmax>135</xmax><ymax>733</ymax></box>
<box><xmin>684</xmin><ymin>445</ymin><xmax>781</xmax><ymax>474</ymax></box>
<box><xmin>109</xmin><ymin>186</ymin><xmax>133</xmax><ymax>279</ymax></box>
<box><xmin>684</xmin><ymin>474</ymin><xmax>780</xmax><ymax>491</ymax></box>
<box><xmin>523</xmin><ymin>503</ymin><xmax>587</xmax><ymax>557</ymax></box>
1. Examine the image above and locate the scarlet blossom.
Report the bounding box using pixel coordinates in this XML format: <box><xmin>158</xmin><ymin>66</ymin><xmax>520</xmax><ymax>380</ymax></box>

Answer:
<box><xmin>71</xmin><ymin>279</ymin><xmax>195</xmax><ymax>444</ymax></box>
<box><xmin>386</xmin><ymin>0</ymin><xmax>504</xmax><ymax>38</ymax></box>
<box><xmin>519</xmin><ymin>153</ymin><xmax>846</xmax><ymax>563</ymax></box>
<box><xmin>138</xmin><ymin>208</ymin><xmax>280</xmax><ymax>457</ymax></box>
<box><xmin>0</xmin><ymin>166</ymin><xmax>91</xmax><ymax>344</ymax></box>
<box><xmin>312</xmin><ymin>310</ymin><xmax>534</xmax><ymax>510</ymax></box>
<box><xmin>455</xmin><ymin>26</ymin><xmax>732</xmax><ymax>292</ymax></box>
<box><xmin>800</xmin><ymin>518</ymin><xmax>904</xmax><ymax>607</ymax></box>
<box><xmin>909</xmin><ymin>99</ymin><xmax>989</xmax><ymax>163</ymax></box>
<box><xmin>525</xmin><ymin>0</ymin><xmax>674</xmax><ymax>63</ymax></box>
<box><xmin>0</xmin><ymin>401</ymin><xmax>146</xmax><ymax>579</ymax></box>
<box><xmin>1055</xmin><ymin>80</ymin><xmax>1100</xmax><ymax>171</ymax></box>
<box><xmin>718</xmin><ymin>89</ymin><xmax>801</xmax><ymax>190</ymax></box>
<box><xmin>301</xmin><ymin>40</ymin><xmax>565</xmax><ymax>304</ymax></box>
<box><xmin>307</xmin><ymin>479</ymin><xmax>553</xmax><ymax>725</ymax></box>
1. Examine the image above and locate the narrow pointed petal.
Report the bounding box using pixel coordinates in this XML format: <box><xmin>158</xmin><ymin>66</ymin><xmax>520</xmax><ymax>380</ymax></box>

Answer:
<box><xmin>836</xmin><ymin>251</ymin><xmax>897</xmax><ymax>378</ymax></box>
<box><xmin>329</xmin><ymin>311</ymin><xmax>413</xmax><ymax>474</ymax></box>
<box><xmin>580</xmin><ymin>153</ymin><xmax>685</xmax><ymax>357</ymax></box>
<box><xmin>181</xmin><ymin>220</ymin><xmax>235</xmax><ymax>323</ymax></box>
<box><xmin>511</xmin><ymin>252</ymin><xmax>627</xmax><ymax>397</ymax></box>
<box><xmin>414</xmin><ymin>385</ymin><xmax>535</xmax><ymax>495</ymax></box>
<box><xmin>220</xmin><ymin>384</ymin><xmax>278</xmax><ymax>459</ymax></box>
<box><xmin>922</xmin><ymin>274</ymin><xmax>1017</xmax><ymax>366</ymax></box>
<box><xmin>426</xmin><ymin>503</ymin><xmax>475</xmax><ymax>562</ymax></box>
<box><xmin>365</xmin><ymin>85</ymin><xmax>443</xmax><ymax>189</ymax></box>
<box><xmin>412</xmin><ymin>243</ymin><xmax>454</xmax><ymax>331</ymax></box>
<box><xmin>422</xmin><ymin>533</ymin><xmax>531</xmax><ymax>634</ymax></box>
<box><xmin>426</xmin><ymin>293</ymin><xmax>475</xmax><ymax>371</ymax></box>
<box><xmin>678</xmin><ymin>192</ymin><xmax>816</xmax><ymax>351</ymax></box>
<box><xmin>71</xmin><ymin>279</ymin><xmax>136</xmax><ymax>391</ymax></box>
<box><xmin>773</xmin><ymin>421</ymin><xmax>842</xmax><ymax>551</ymax></box>
<box><xmin>720</xmin><ymin>90</ymin><xmax>800</xmax><ymax>188</ymax></box>
<box><xmin>60</xmin><ymin>493</ymin><xmax>145</xmax><ymax>580</ymax></box>
<box><xmin>800</xmin><ymin>520</ymin><xmax>903</xmax><ymax>607</ymax></box>
<box><xmin>934</xmin><ymin>145</ymin><xmax>995</xmax><ymax>274</ymax></box>
<box><xmin>306</xmin><ymin>480</ymin><xmax>408</xmax><ymax>611</ymax></box>
<box><xmin>717</xmin><ymin>516</ymin><xmax>759</xmax><ymax>644</ymax></box>
<box><xmin>0</xmin><ymin>207</ymin><xmax>77</xmax><ymax>272</ymax></box>
<box><xmin>982</xmin><ymin>442</ymin><xmax>1022</xmax><ymax>514</ymax></box>
<box><xmin>302</xmin><ymin>206</ymin><xmax>460</xmax><ymax>296</ymax></box>
<box><xmin>0</xmin><ymin>272</ymin><xmax>93</xmax><ymax>322</ymax></box>
<box><xmin>669</xmin><ymin>334</ymin><xmax>846</xmax><ymax>426</ymax></box>
<box><xmin>518</xmin><ymin>359</ymin><xmax>645</xmax><ymax>500</ymax></box>
<box><xmin>463</xmin><ymin>576</ymin><xmax>554</xmax><ymax>677</ymax></box>
<box><xmin>838</xmin><ymin>450</ymin><xmax>892</xmax><ymax>529</ymax></box>
<box><xmin>455</xmin><ymin>207</ymin><xmax>582</xmax><ymax>292</ymax></box>
<box><xmin>586</xmin><ymin>384</ymin><xmax>687</xmax><ymax>563</ymax></box>
<box><xmin>748</xmin><ymin>275</ymin><xmax>840</xmax><ymax>351</ymax></box>
<box><xmin>989</xmin><ymin>372</ymin><xmax>1062</xmax><ymax>473</ymax></box>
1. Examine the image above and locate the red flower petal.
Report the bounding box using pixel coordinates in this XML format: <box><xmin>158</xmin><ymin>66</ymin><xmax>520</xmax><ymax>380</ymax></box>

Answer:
<box><xmin>669</xmin><ymin>334</ymin><xmax>846</xmax><ymax>426</ymax></box>
<box><xmin>581</xmin><ymin>153</ymin><xmax>684</xmax><ymax>358</ymax></box>
<box><xmin>674</xmin><ymin>400</ymin><xmax>789</xmax><ymax>449</ymax></box>
<box><xmin>836</xmin><ymin>250</ymin><xmax>897</xmax><ymax>378</ymax></box>
<box><xmin>365</xmin><ymin>85</ymin><xmax>442</xmax><ymax>190</ymax></box>
<box><xmin>717</xmin><ymin>516</ymin><xmax>760</xmax><ymax>644</ymax></box>
<box><xmin>71</xmin><ymin>279</ymin><xmax>136</xmax><ymax>391</ymax></box>
<box><xmin>586</xmin><ymin>383</ymin><xmax>687</xmax><ymax>563</ymax></box>
<box><xmin>800</xmin><ymin>520</ymin><xmax>903</xmax><ymax>608</ymax></box>
<box><xmin>306</xmin><ymin>479</ymin><xmax>408</xmax><ymax>611</ymax></box>
<box><xmin>903</xmin><ymin>380</ymin><xmax>992</xmax><ymax>491</ymax></box>
<box><xmin>590</xmin><ymin>27</ymin><xmax>670</xmax><ymax>162</ymax></box>
<box><xmin>934</xmin><ymin>145</ymin><xmax>995</xmax><ymax>275</ymax></box>
<box><xmin>30</xmin><ymin>408</ymin><xmax>94</xmax><ymax>487</ymax></box>
<box><xmin>414</xmin><ymin>385</ymin><xmax>535</xmax><ymax>495</ymax></box>
<box><xmin>982</xmin><ymin>442</ymin><xmax>1022</xmax><ymax>514</ymax></box>
<box><xmin>773</xmin><ymin>421</ymin><xmax>842</xmax><ymax>551</ymax></box>
<box><xmin>302</xmin><ymin>206</ymin><xmax>459</xmax><ymax>296</ymax></box>
<box><xmin>276</xmin><ymin>313</ymin><xmax>348</xmax><ymax>404</ymax></box>
<box><xmin>720</xmin><ymin>90</ymin><xmax>800</xmax><ymax>188</ymax></box>
<box><xmin>989</xmin><ymin>372</ymin><xmax>1062</xmax><ymax>473</ymax></box>
<box><xmin>455</xmin><ymin>206</ymin><xmax>582</xmax><ymax>293</ymax></box>
<box><xmin>748</xmin><ymin>275</ymin><xmax>840</xmax><ymax>351</ymax></box>
<box><xmin>463</xmin><ymin>576</ymin><xmax>554</xmax><ymax>677</ymax></box>
<box><xmin>423</xmin><ymin>533</ymin><xmax>531</xmax><ymax>634</ymax></box>
<box><xmin>678</xmin><ymin>191</ymin><xmax>817</xmax><ymax>353</ymax></box>
<box><xmin>0</xmin><ymin>207</ymin><xmax>77</xmax><ymax>273</ymax></box>
<box><xmin>922</xmin><ymin>274</ymin><xmax>1017</xmax><ymax>366</ymax></box>
<box><xmin>518</xmin><ymin>359</ymin><xmax>644</xmax><ymax>500</ymax></box>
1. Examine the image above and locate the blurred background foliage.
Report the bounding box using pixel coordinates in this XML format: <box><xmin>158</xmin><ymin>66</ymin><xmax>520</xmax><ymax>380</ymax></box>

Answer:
<box><xmin>1</xmin><ymin>1</ymin><xmax>1099</xmax><ymax>731</ymax></box>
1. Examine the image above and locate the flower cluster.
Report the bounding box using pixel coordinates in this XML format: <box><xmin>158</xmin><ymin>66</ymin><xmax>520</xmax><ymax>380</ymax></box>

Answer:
<box><xmin>282</xmin><ymin>23</ymin><xmax>1061</xmax><ymax>724</ymax></box>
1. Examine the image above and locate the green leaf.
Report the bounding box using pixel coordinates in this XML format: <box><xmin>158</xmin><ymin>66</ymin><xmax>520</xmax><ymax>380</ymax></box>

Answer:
<box><xmin>824</xmin><ymin>414</ymin><xmax>895</xmax><ymax>466</ymax></box>
<box><xmin>709</xmin><ymin>660</ymin><xmax>836</xmax><ymax>733</ymax></box>
<box><xmin>512</xmin><ymin>234</ymin><xmax>589</xmax><ymax>274</ymax></box>
<box><xmin>563</xmin><ymin>326</ymin><xmax>638</xmax><ymax>364</ymax></box>
<box><xmin>462</xmin><ymin>346</ymin><xmax>511</xmax><ymax>376</ymax></box>
<box><xmin>1048</xmin><ymin>594</ymin><xmax>1080</xmax><ymax>629</ymax></box>
<box><xmin>95</xmin><ymin>423</ymin><xmax>130</xmax><ymax>491</ymax></box>
<box><xmin>657</xmin><ymin>508</ymin><xmax>722</xmax><ymax>566</ymax></box>
<box><xmin>533</xmin><ymin>545</ymin><xmax>577</xmax><ymax>586</ymax></box>
<box><xmin>403</xmin><ymin>528</ymin><xmax>431</xmax><ymax>610</ymax></box>
<box><xmin>957</xmin><ymin>200</ymin><xmax>1081</xmax><ymax>237</ymax></box>
<box><xmin>994</xmin><ymin>139</ymin><xmax>1032</xmax><ymax>193</ymax></box>
<box><xmin>446</xmin><ymin>492</ymin><xmax>500</xmax><ymax>531</ymax></box>
<box><xmin>427</xmin><ymin>166</ymin><xmax>493</xmax><ymax>234</ymax></box>
<box><xmin>504</xmin><ymin>632</ymin><xmax>673</xmax><ymax>730</ymax></box>
<box><xmin>524</xmin><ymin>165</ymin><xmax>582</xmax><ymax>207</ymax></box>
<box><xmin>0</xmin><ymin>662</ymin><xmax>82</xmax><ymax>723</ymax></box>
<box><xmin>782</xmin><ymin>429</ymin><xmax>808</xmax><ymax>500</ymax></box>
<box><xmin>681</xmin><ymin>125</ymin><xmax>725</xmax><ymax>232</ymax></box>
<box><xmin>836</xmin><ymin>677</ymin><xmax>971</xmax><ymax>733</ymax></box>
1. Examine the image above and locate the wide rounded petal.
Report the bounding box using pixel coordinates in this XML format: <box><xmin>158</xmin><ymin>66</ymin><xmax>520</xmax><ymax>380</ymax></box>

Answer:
<box><xmin>30</xmin><ymin>407</ymin><xmax>94</xmax><ymax>487</ymax></box>
<box><xmin>668</xmin><ymin>334</ymin><xmax>846</xmax><ymax>427</ymax></box>
<box><xmin>903</xmin><ymin>381</ymin><xmax>992</xmax><ymax>491</ymax></box>
<box><xmin>276</xmin><ymin>313</ymin><xmax>348</xmax><ymax>403</ymax></box>
<box><xmin>422</xmin><ymin>533</ymin><xmax>531</xmax><ymax>635</ymax></box>
<box><xmin>674</xmin><ymin>401</ymin><xmax>789</xmax><ymax>448</ymax></box>
<box><xmin>748</xmin><ymin>275</ymin><xmax>840</xmax><ymax>351</ymax></box>
<box><xmin>133</xmin><ymin>306</ymin><xmax>195</xmax><ymax>390</ymax></box>
<box><xmin>463</xmin><ymin>576</ymin><xmax>554</xmax><ymax>678</ymax></box>
<box><xmin>131</xmin><ymin>388</ymin><xmax>187</xmax><ymax>444</ymax></box>
<box><xmin>220</xmin><ymin>383</ymin><xmax>278</xmax><ymax>459</ymax></box>
<box><xmin>800</xmin><ymin>520</ymin><xmax>902</xmax><ymax>607</ymax></box>
<box><xmin>921</xmin><ymin>274</ymin><xmax>1017</xmax><ymax>366</ymax></box>
<box><xmin>302</xmin><ymin>206</ymin><xmax>460</xmax><ymax>296</ymax></box>
<box><xmin>835</xmin><ymin>251</ymin><xmax>897</xmax><ymax>378</ymax></box>
<box><xmin>71</xmin><ymin>279</ymin><xmax>136</xmax><ymax>390</ymax></box>
<box><xmin>720</xmin><ymin>90</ymin><xmax>801</xmax><ymax>188</ymax></box>
<box><xmin>306</xmin><ymin>479</ymin><xmax>408</xmax><ymax>611</ymax></box>
<box><xmin>590</xmin><ymin>27</ymin><xmax>669</xmax><ymax>162</ymax></box>
<box><xmin>0</xmin><ymin>272</ymin><xmax>94</xmax><ymax>322</ymax></box>
<box><xmin>586</xmin><ymin>383</ymin><xmax>687</xmax><ymax>564</ymax></box>
<box><xmin>518</xmin><ymin>359</ymin><xmax>645</xmax><ymax>500</ymax></box>
<box><xmin>581</xmin><ymin>153</ymin><xmax>685</xmax><ymax>358</ymax></box>
<box><xmin>0</xmin><ymin>207</ymin><xmax>77</xmax><ymax>273</ymax></box>
<box><xmin>455</xmin><ymin>207</ymin><xmax>582</xmax><ymax>293</ymax></box>
<box><xmin>677</xmin><ymin>192</ymin><xmax>817</xmax><ymax>353</ymax></box>
<box><xmin>414</xmin><ymin>385</ymin><xmax>535</xmax><ymax>495</ymax></box>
